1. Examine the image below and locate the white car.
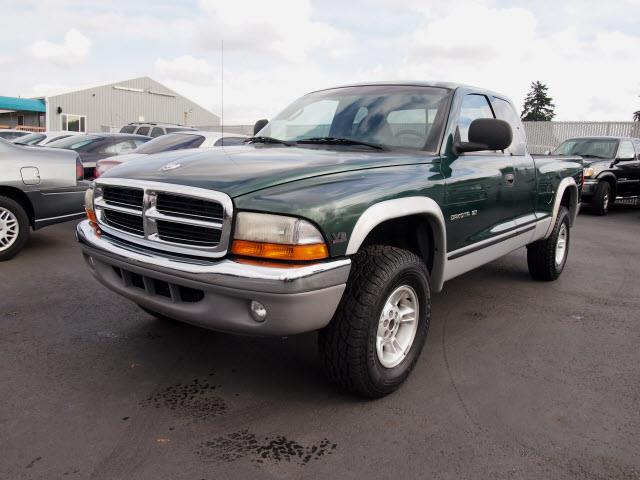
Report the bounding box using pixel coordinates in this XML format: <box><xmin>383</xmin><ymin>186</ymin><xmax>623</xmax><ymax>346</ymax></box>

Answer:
<box><xmin>12</xmin><ymin>131</ymin><xmax>82</xmax><ymax>146</ymax></box>
<box><xmin>95</xmin><ymin>130</ymin><xmax>247</xmax><ymax>177</ymax></box>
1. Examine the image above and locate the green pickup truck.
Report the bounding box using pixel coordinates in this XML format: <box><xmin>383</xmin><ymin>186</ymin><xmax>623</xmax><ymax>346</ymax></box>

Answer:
<box><xmin>78</xmin><ymin>82</ymin><xmax>582</xmax><ymax>397</ymax></box>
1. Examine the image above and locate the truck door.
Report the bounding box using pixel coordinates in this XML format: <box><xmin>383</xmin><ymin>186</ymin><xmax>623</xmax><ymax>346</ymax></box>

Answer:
<box><xmin>615</xmin><ymin>140</ymin><xmax>640</xmax><ymax>196</ymax></box>
<box><xmin>491</xmin><ymin>97</ymin><xmax>537</xmax><ymax>225</ymax></box>
<box><xmin>442</xmin><ymin>93</ymin><xmax>516</xmax><ymax>252</ymax></box>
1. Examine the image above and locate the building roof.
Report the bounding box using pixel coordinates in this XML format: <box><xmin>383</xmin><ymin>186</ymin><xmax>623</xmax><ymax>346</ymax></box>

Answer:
<box><xmin>0</xmin><ymin>96</ymin><xmax>46</xmax><ymax>113</ymax></box>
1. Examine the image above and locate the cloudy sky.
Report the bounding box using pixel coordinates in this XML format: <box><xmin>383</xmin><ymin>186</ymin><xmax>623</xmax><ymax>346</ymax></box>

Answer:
<box><xmin>2</xmin><ymin>0</ymin><xmax>639</xmax><ymax>124</ymax></box>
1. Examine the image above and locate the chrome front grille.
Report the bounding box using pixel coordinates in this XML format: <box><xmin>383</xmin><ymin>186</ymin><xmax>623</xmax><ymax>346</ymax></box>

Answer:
<box><xmin>94</xmin><ymin>179</ymin><xmax>233</xmax><ymax>258</ymax></box>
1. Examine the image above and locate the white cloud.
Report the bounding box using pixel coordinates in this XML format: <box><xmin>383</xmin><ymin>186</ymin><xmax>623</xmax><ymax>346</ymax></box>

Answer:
<box><xmin>30</xmin><ymin>29</ymin><xmax>91</xmax><ymax>65</ymax></box>
<box><xmin>194</xmin><ymin>0</ymin><xmax>354</xmax><ymax>63</ymax></box>
<box><xmin>154</xmin><ymin>55</ymin><xmax>217</xmax><ymax>85</ymax></box>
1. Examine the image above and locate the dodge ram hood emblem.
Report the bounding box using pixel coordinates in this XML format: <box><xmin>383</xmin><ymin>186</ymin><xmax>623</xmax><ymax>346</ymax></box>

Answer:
<box><xmin>160</xmin><ymin>161</ymin><xmax>182</xmax><ymax>172</ymax></box>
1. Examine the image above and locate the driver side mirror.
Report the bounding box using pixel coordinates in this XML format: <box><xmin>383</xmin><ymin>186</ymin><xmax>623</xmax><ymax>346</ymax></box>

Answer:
<box><xmin>253</xmin><ymin>119</ymin><xmax>268</xmax><ymax>135</ymax></box>
<box><xmin>453</xmin><ymin>118</ymin><xmax>513</xmax><ymax>155</ymax></box>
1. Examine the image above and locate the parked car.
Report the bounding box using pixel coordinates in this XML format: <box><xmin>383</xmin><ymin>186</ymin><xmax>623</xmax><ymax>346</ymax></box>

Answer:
<box><xmin>78</xmin><ymin>82</ymin><xmax>582</xmax><ymax>397</ymax></box>
<box><xmin>119</xmin><ymin>122</ymin><xmax>197</xmax><ymax>137</ymax></box>
<box><xmin>0</xmin><ymin>129</ymin><xmax>30</xmax><ymax>141</ymax></box>
<box><xmin>47</xmin><ymin>133</ymin><xmax>151</xmax><ymax>180</ymax></box>
<box><xmin>551</xmin><ymin>136</ymin><xmax>640</xmax><ymax>214</ymax></box>
<box><xmin>0</xmin><ymin>138</ymin><xmax>88</xmax><ymax>260</ymax></box>
<box><xmin>12</xmin><ymin>131</ymin><xmax>82</xmax><ymax>146</ymax></box>
<box><xmin>95</xmin><ymin>131</ymin><xmax>248</xmax><ymax>177</ymax></box>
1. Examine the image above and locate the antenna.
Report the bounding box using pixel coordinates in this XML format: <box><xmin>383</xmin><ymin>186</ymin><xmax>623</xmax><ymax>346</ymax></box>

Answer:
<box><xmin>220</xmin><ymin>39</ymin><xmax>224</xmax><ymax>145</ymax></box>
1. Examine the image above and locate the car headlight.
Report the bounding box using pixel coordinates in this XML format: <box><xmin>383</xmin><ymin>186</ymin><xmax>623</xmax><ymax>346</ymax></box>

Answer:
<box><xmin>84</xmin><ymin>188</ymin><xmax>97</xmax><ymax>224</ymax></box>
<box><xmin>583</xmin><ymin>167</ymin><xmax>595</xmax><ymax>178</ymax></box>
<box><xmin>231</xmin><ymin>212</ymin><xmax>328</xmax><ymax>261</ymax></box>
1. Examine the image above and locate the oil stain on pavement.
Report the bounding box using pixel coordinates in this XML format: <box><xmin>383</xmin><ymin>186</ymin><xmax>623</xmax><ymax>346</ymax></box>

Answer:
<box><xmin>197</xmin><ymin>429</ymin><xmax>337</xmax><ymax>465</ymax></box>
<box><xmin>140</xmin><ymin>375</ymin><xmax>227</xmax><ymax>420</ymax></box>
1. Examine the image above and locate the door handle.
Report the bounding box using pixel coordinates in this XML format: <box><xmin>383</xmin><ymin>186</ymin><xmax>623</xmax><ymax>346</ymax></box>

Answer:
<box><xmin>504</xmin><ymin>173</ymin><xmax>515</xmax><ymax>185</ymax></box>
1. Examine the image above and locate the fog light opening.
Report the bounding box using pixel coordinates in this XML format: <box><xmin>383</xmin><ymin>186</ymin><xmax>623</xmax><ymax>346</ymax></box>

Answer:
<box><xmin>250</xmin><ymin>300</ymin><xmax>268</xmax><ymax>323</ymax></box>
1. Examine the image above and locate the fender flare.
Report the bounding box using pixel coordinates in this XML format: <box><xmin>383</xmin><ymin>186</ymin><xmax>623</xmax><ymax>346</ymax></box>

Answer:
<box><xmin>345</xmin><ymin>196</ymin><xmax>447</xmax><ymax>292</ymax></box>
<box><xmin>544</xmin><ymin>176</ymin><xmax>578</xmax><ymax>238</ymax></box>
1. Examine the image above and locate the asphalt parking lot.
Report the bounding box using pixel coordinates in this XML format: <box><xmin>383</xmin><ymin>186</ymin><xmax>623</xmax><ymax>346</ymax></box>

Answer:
<box><xmin>1</xmin><ymin>205</ymin><xmax>639</xmax><ymax>480</ymax></box>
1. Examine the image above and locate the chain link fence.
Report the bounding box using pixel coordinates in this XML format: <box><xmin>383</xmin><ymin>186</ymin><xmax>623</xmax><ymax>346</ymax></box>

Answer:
<box><xmin>523</xmin><ymin>121</ymin><xmax>640</xmax><ymax>154</ymax></box>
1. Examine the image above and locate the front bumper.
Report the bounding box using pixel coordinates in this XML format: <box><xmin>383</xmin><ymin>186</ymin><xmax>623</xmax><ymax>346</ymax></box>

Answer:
<box><xmin>76</xmin><ymin>221</ymin><xmax>350</xmax><ymax>336</ymax></box>
<box><xmin>580</xmin><ymin>179</ymin><xmax>598</xmax><ymax>198</ymax></box>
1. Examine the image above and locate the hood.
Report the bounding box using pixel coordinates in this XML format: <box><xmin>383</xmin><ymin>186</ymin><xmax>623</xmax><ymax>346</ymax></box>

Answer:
<box><xmin>583</xmin><ymin>158</ymin><xmax>615</xmax><ymax>172</ymax></box>
<box><xmin>102</xmin><ymin>145</ymin><xmax>437</xmax><ymax>198</ymax></box>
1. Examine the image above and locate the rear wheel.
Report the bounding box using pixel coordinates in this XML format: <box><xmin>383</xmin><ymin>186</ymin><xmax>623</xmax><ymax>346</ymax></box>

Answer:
<box><xmin>0</xmin><ymin>195</ymin><xmax>30</xmax><ymax>262</ymax></box>
<box><xmin>527</xmin><ymin>206</ymin><xmax>570</xmax><ymax>281</ymax></box>
<box><xmin>591</xmin><ymin>181</ymin><xmax>611</xmax><ymax>215</ymax></box>
<box><xmin>319</xmin><ymin>245</ymin><xmax>431</xmax><ymax>398</ymax></box>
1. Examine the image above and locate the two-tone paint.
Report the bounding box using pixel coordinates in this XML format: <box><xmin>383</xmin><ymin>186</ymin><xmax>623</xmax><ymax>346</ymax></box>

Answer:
<box><xmin>102</xmin><ymin>83</ymin><xmax>582</xmax><ymax>294</ymax></box>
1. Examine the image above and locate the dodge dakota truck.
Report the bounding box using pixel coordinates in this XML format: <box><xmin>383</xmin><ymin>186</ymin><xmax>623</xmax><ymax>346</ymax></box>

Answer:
<box><xmin>77</xmin><ymin>82</ymin><xmax>582</xmax><ymax>397</ymax></box>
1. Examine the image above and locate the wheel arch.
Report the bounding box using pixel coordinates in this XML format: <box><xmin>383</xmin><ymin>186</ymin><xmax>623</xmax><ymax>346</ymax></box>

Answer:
<box><xmin>345</xmin><ymin>197</ymin><xmax>447</xmax><ymax>292</ymax></box>
<box><xmin>596</xmin><ymin>173</ymin><xmax>617</xmax><ymax>198</ymax></box>
<box><xmin>545</xmin><ymin>177</ymin><xmax>578</xmax><ymax>238</ymax></box>
<box><xmin>0</xmin><ymin>186</ymin><xmax>35</xmax><ymax>228</ymax></box>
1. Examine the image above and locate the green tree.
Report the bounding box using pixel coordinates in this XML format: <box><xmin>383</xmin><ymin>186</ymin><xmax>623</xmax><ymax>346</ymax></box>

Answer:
<box><xmin>521</xmin><ymin>81</ymin><xmax>556</xmax><ymax>121</ymax></box>
<box><xmin>633</xmin><ymin>110</ymin><xmax>640</xmax><ymax>122</ymax></box>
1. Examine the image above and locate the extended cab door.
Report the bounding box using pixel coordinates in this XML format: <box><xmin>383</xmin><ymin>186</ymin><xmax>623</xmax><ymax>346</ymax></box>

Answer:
<box><xmin>491</xmin><ymin>96</ymin><xmax>537</xmax><ymax>226</ymax></box>
<box><xmin>442</xmin><ymin>93</ymin><xmax>517</xmax><ymax>252</ymax></box>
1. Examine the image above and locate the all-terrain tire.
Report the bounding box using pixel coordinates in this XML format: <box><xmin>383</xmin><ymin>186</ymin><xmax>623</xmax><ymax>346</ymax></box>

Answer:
<box><xmin>0</xmin><ymin>195</ymin><xmax>30</xmax><ymax>262</ymax></box>
<box><xmin>527</xmin><ymin>206</ymin><xmax>570</xmax><ymax>281</ymax></box>
<box><xmin>319</xmin><ymin>245</ymin><xmax>431</xmax><ymax>398</ymax></box>
<box><xmin>591</xmin><ymin>181</ymin><xmax>611</xmax><ymax>215</ymax></box>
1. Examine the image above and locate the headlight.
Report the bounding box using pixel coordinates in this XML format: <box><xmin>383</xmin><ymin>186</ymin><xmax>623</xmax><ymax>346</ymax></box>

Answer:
<box><xmin>583</xmin><ymin>167</ymin><xmax>595</xmax><ymax>178</ymax></box>
<box><xmin>84</xmin><ymin>188</ymin><xmax>97</xmax><ymax>224</ymax></box>
<box><xmin>231</xmin><ymin>212</ymin><xmax>328</xmax><ymax>261</ymax></box>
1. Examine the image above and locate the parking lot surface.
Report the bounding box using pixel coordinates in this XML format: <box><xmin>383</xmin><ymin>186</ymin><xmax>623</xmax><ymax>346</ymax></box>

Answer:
<box><xmin>1</xmin><ymin>206</ymin><xmax>639</xmax><ymax>480</ymax></box>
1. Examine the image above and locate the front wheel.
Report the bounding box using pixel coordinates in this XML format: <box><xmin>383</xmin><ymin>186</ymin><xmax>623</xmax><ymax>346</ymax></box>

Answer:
<box><xmin>0</xmin><ymin>195</ymin><xmax>30</xmax><ymax>262</ymax></box>
<box><xmin>319</xmin><ymin>246</ymin><xmax>431</xmax><ymax>398</ymax></box>
<box><xmin>591</xmin><ymin>181</ymin><xmax>611</xmax><ymax>215</ymax></box>
<box><xmin>527</xmin><ymin>206</ymin><xmax>570</xmax><ymax>281</ymax></box>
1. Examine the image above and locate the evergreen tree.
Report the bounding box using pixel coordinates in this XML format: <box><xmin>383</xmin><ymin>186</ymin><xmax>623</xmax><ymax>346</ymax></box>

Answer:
<box><xmin>633</xmin><ymin>110</ymin><xmax>640</xmax><ymax>122</ymax></box>
<box><xmin>521</xmin><ymin>81</ymin><xmax>556</xmax><ymax>121</ymax></box>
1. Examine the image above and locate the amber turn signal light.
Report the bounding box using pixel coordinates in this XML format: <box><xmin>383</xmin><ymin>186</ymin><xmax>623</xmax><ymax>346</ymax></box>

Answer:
<box><xmin>231</xmin><ymin>239</ymin><xmax>329</xmax><ymax>261</ymax></box>
<box><xmin>85</xmin><ymin>207</ymin><xmax>98</xmax><ymax>225</ymax></box>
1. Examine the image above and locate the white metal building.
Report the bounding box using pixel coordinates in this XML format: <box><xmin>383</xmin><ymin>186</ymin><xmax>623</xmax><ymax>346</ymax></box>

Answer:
<box><xmin>36</xmin><ymin>76</ymin><xmax>219</xmax><ymax>133</ymax></box>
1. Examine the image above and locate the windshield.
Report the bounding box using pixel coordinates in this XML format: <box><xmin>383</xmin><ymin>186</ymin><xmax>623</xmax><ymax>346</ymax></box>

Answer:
<box><xmin>47</xmin><ymin>135</ymin><xmax>100</xmax><ymax>150</ymax></box>
<box><xmin>134</xmin><ymin>133</ymin><xmax>206</xmax><ymax>154</ymax></box>
<box><xmin>13</xmin><ymin>133</ymin><xmax>46</xmax><ymax>145</ymax></box>
<box><xmin>552</xmin><ymin>138</ymin><xmax>618</xmax><ymax>158</ymax></box>
<box><xmin>257</xmin><ymin>85</ymin><xmax>451</xmax><ymax>152</ymax></box>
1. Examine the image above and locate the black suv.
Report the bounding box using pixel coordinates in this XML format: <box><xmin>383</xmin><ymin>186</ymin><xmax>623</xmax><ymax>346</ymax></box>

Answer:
<box><xmin>552</xmin><ymin>136</ymin><xmax>640</xmax><ymax>214</ymax></box>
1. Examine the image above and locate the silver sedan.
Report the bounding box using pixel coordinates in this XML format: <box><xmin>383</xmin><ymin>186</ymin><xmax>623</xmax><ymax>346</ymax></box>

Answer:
<box><xmin>0</xmin><ymin>138</ymin><xmax>89</xmax><ymax>260</ymax></box>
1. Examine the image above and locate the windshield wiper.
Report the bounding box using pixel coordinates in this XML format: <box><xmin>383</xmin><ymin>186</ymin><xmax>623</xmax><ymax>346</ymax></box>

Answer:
<box><xmin>245</xmin><ymin>136</ymin><xmax>295</xmax><ymax>146</ymax></box>
<box><xmin>579</xmin><ymin>154</ymin><xmax>609</xmax><ymax>159</ymax></box>
<box><xmin>295</xmin><ymin>137</ymin><xmax>388</xmax><ymax>151</ymax></box>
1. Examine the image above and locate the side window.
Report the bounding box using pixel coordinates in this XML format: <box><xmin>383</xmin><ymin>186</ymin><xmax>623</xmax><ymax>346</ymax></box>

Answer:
<box><xmin>617</xmin><ymin>140</ymin><xmax>635</xmax><ymax>160</ymax></box>
<box><xmin>136</xmin><ymin>126</ymin><xmax>150</xmax><ymax>136</ymax></box>
<box><xmin>492</xmin><ymin>97</ymin><xmax>526</xmax><ymax>155</ymax></box>
<box><xmin>458</xmin><ymin>94</ymin><xmax>494</xmax><ymax>142</ymax></box>
<box><xmin>120</xmin><ymin>125</ymin><xmax>135</xmax><ymax>134</ymax></box>
<box><xmin>150</xmin><ymin>127</ymin><xmax>164</xmax><ymax>138</ymax></box>
<box><xmin>103</xmin><ymin>140</ymin><xmax>137</xmax><ymax>155</ymax></box>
